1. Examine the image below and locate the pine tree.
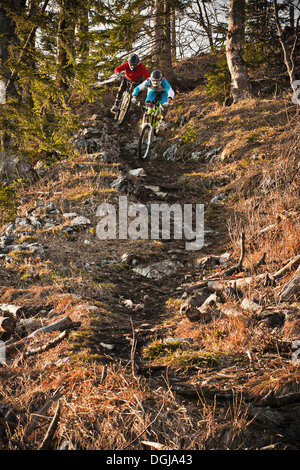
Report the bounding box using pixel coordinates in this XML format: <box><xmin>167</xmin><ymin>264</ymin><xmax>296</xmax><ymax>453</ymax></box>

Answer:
<box><xmin>226</xmin><ymin>0</ymin><xmax>251</xmax><ymax>103</ymax></box>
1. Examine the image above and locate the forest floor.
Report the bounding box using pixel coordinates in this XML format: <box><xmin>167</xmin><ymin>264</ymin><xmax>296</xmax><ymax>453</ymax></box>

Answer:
<box><xmin>0</xmin><ymin>62</ymin><xmax>299</xmax><ymax>451</ymax></box>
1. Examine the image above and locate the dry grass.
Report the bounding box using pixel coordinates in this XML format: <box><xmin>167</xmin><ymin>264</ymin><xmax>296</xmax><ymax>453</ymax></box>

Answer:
<box><xmin>0</xmin><ymin>79</ymin><xmax>299</xmax><ymax>451</ymax></box>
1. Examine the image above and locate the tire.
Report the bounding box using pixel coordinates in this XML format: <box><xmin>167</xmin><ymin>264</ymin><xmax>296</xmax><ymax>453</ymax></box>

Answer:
<box><xmin>116</xmin><ymin>92</ymin><xmax>131</xmax><ymax>125</ymax></box>
<box><xmin>138</xmin><ymin>123</ymin><xmax>152</xmax><ymax>161</ymax></box>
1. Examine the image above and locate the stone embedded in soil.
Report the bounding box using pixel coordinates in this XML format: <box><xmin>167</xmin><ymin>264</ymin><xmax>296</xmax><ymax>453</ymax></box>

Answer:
<box><xmin>70</xmin><ymin>216</ymin><xmax>91</xmax><ymax>226</ymax></box>
<box><xmin>133</xmin><ymin>259</ymin><xmax>183</xmax><ymax>279</ymax></box>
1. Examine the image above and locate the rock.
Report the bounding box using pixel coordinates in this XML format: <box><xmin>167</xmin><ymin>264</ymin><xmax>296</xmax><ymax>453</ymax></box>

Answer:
<box><xmin>15</xmin><ymin>217</ymin><xmax>31</xmax><ymax>226</ymax></box>
<box><xmin>164</xmin><ymin>337</ymin><xmax>193</xmax><ymax>347</ymax></box>
<box><xmin>100</xmin><ymin>342</ymin><xmax>114</xmax><ymax>350</ymax></box>
<box><xmin>2</xmin><ymin>222</ymin><xmax>16</xmax><ymax>235</ymax></box>
<box><xmin>128</xmin><ymin>168</ymin><xmax>146</xmax><ymax>177</ymax></box>
<box><xmin>219</xmin><ymin>252</ymin><xmax>231</xmax><ymax>264</ymax></box>
<box><xmin>195</xmin><ymin>255</ymin><xmax>221</xmax><ymax>268</ymax></box>
<box><xmin>29</xmin><ymin>216</ymin><xmax>42</xmax><ymax>227</ymax></box>
<box><xmin>144</xmin><ymin>185</ymin><xmax>168</xmax><ymax>198</ymax></box>
<box><xmin>163</xmin><ymin>144</ymin><xmax>178</xmax><ymax>161</ymax></box>
<box><xmin>0</xmin><ymin>235</ymin><xmax>15</xmax><ymax>247</ymax></box>
<box><xmin>45</xmin><ymin>201</ymin><xmax>56</xmax><ymax>213</ymax></box>
<box><xmin>286</xmin><ymin>421</ymin><xmax>300</xmax><ymax>444</ymax></box>
<box><xmin>26</xmin><ymin>243</ymin><xmax>45</xmax><ymax>256</ymax></box>
<box><xmin>0</xmin><ymin>151</ymin><xmax>34</xmax><ymax>183</ymax></box>
<box><xmin>34</xmin><ymin>160</ymin><xmax>48</xmax><ymax>177</ymax></box>
<box><xmin>133</xmin><ymin>260</ymin><xmax>183</xmax><ymax>279</ymax></box>
<box><xmin>205</xmin><ymin>147</ymin><xmax>222</xmax><ymax>162</ymax></box>
<box><xmin>79</xmin><ymin>127</ymin><xmax>103</xmax><ymax>139</ymax></box>
<box><xmin>241</xmin><ymin>298</ymin><xmax>261</xmax><ymax>310</ymax></box>
<box><xmin>70</xmin><ymin>216</ymin><xmax>91</xmax><ymax>226</ymax></box>
<box><xmin>92</xmin><ymin>151</ymin><xmax>117</xmax><ymax>163</ymax></box>
<box><xmin>123</xmin><ymin>299</ymin><xmax>134</xmax><ymax>309</ymax></box>
<box><xmin>110</xmin><ymin>176</ymin><xmax>139</xmax><ymax>194</ymax></box>
<box><xmin>63</xmin><ymin>212</ymin><xmax>77</xmax><ymax>218</ymax></box>
<box><xmin>190</xmin><ymin>150</ymin><xmax>206</xmax><ymax>161</ymax></box>
<box><xmin>121</xmin><ymin>252</ymin><xmax>135</xmax><ymax>264</ymax></box>
<box><xmin>210</xmin><ymin>193</ymin><xmax>228</xmax><ymax>204</ymax></box>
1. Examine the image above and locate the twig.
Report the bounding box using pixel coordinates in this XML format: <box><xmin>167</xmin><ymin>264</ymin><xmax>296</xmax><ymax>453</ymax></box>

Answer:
<box><xmin>121</xmin><ymin>401</ymin><xmax>165</xmax><ymax>450</ymax></box>
<box><xmin>223</xmin><ymin>232</ymin><xmax>245</xmax><ymax>276</ymax></box>
<box><xmin>254</xmin><ymin>252</ymin><xmax>267</xmax><ymax>270</ymax></box>
<box><xmin>22</xmin><ymin>329</ymin><xmax>70</xmax><ymax>358</ymax></box>
<box><xmin>22</xmin><ymin>387</ymin><xmax>64</xmax><ymax>441</ymax></box>
<box><xmin>130</xmin><ymin>317</ymin><xmax>137</xmax><ymax>378</ymax></box>
<box><xmin>38</xmin><ymin>400</ymin><xmax>61</xmax><ymax>450</ymax></box>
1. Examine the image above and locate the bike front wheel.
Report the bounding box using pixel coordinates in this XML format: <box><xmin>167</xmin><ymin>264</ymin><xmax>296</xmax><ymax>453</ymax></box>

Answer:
<box><xmin>115</xmin><ymin>91</ymin><xmax>131</xmax><ymax>125</ymax></box>
<box><xmin>138</xmin><ymin>123</ymin><xmax>153</xmax><ymax>161</ymax></box>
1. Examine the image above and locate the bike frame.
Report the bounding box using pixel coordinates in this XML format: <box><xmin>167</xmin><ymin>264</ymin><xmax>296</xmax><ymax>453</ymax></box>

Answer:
<box><xmin>114</xmin><ymin>76</ymin><xmax>137</xmax><ymax>124</ymax></box>
<box><xmin>141</xmin><ymin>102</ymin><xmax>163</xmax><ymax>133</ymax></box>
<box><xmin>138</xmin><ymin>101</ymin><xmax>163</xmax><ymax>161</ymax></box>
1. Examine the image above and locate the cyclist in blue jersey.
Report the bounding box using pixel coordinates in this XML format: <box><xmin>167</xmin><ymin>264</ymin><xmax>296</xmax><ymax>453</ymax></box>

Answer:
<box><xmin>132</xmin><ymin>70</ymin><xmax>175</xmax><ymax>124</ymax></box>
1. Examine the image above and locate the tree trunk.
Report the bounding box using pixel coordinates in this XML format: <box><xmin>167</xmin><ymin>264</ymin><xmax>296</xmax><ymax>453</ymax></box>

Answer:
<box><xmin>0</xmin><ymin>1</ymin><xmax>26</xmax><ymax>148</ymax></box>
<box><xmin>162</xmin><ymin>0</ymin><xmax>176</xmax><ymax>86</ymax></box>
<box><xmin>0</xmin><ymin>5</ymin><xmax>11</xmax><ymax>99</ymax></box>
<box><xmin>77</xmin><ymin>6</ymin><xmax>89</xmax><ymax>64</ymax></box>
<box><xmin>196</xmin><ymin>0</ymin><xmax>214</xmax><ymax>51</ymax></box>
<box><xmin>151</xmin><ymin>0</ymin><xmax>164</xmax><ymax>68</ymax></box>
<box><xmin>56</xmin><ymin>0</ymin><xmax>76</xmax><ymax>90</ymax></box>
<box><xmin>226</xmin><ymin>0</ymin><xmax>251</xmax><ymax>103</ymax></box>
<box><xmin>273</xmin><ymin>0</ymin><xmax>299</xmax><ymax>100</ymax></box>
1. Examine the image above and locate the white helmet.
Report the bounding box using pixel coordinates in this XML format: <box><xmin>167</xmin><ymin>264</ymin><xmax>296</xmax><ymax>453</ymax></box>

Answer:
<box><xmin>151</xmin><ymin>70</ymin><xmax>163</xmax><ymax>89</ymax></box>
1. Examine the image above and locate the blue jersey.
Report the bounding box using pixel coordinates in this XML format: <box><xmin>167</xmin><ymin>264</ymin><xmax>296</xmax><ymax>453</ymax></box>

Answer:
<box><xmin>133</xmin><ymin>77</ymin><xmax>175</xmax><ymax>100</ymax></box>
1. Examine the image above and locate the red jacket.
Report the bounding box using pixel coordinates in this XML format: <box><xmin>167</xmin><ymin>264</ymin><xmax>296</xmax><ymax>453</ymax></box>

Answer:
<box><xmin>114</xmin><ymin>62</ymin><xmax>150</xmax><ymax>83</ymax></box>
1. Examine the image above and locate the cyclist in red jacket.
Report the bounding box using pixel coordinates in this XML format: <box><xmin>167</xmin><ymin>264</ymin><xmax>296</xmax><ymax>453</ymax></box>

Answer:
<box><xmin>110</xmin><ymin>54</ymin><xmax>150</xmax><ymax>114</ymax></box>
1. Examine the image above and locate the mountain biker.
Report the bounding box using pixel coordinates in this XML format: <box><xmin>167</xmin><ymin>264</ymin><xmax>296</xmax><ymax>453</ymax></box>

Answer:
<box><xmin>131</xmin><ymin>70</ymin><xmax>175</xmax><ymax>123</ymax></box>
<box><xmin>110</xmin><ymin>54</ymin><xmax>150</xmax><ymax>114</ymax></box>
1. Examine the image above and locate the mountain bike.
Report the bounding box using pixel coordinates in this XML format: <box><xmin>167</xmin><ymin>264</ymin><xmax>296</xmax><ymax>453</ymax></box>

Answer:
<box><xmin>114</xmin><ymin>76</ymin><xmax>137</xmax><ymax>125</ymax></box>
<box><xmin>138</xmin><ymin>101</ymin><xmax>163</xmax><ymax>161</ymax></box>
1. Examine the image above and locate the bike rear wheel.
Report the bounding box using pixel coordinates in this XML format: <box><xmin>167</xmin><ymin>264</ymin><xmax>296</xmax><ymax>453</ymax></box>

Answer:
<box><xmin>138</xmin><ymin>123</ymin><xmax>152</xmax><ymax>161</ymax></box>
<box><xmin>115</xmin><ymin>91</ymin><xmax>131</xmax><ymax>124</ymax></box>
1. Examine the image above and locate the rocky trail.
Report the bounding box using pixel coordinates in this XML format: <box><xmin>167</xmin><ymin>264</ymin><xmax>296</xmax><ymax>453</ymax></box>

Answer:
<box><xmin>0</xmin><ymin>91</ymin><xmax>300</xmax><ymax>450</ymax></box>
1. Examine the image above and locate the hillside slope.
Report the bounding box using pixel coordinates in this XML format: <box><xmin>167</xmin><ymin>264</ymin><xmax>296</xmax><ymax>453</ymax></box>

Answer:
<box><xmin>0</xmin><ymin>73</ymin><xmax>299</xmax><ymax>450</ymax></box>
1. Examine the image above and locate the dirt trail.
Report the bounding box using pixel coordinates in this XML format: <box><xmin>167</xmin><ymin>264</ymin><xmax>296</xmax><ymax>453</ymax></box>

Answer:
<box><xmin>1</xmin><ymin>96</ymin><xmax>299</xmax><ymax>450</ymax></box>
<box><xmin>96</xmin><ymin>113</ymin><xmax>228</xmax><ymax>365</ymax></box>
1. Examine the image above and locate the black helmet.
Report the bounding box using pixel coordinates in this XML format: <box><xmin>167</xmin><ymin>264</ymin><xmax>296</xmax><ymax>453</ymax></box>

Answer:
<box><xmin>150</xmin><ymin>70</ymin><xmax>163</xmax><ymax>88</ymax></box>
<box><xmin>128</xmin><ymin>54</ymin><xmax>140</xmax><ymax>70</ymax></box>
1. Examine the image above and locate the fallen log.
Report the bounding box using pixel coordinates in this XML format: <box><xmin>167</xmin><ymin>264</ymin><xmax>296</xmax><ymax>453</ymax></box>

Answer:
<box><xmin>20</xmin><ymin>329</ymin><xmax>74</xmax><ymax>361</ymax></box>
<box><xmin>218</xmin><ymin>304</ymin><xmax>245</xmax><ymax>317</ymax></box>
<box><xmin>0</xmin><ymin>316</ymin><xmax>16</xmax><ymax>335</ymax></box>
<box><xmin>0</xmin><ymin>304</ymin><xmax>23</xmax><ymax>319</ymax></box>
<box><xmin>259</xmin><ymin>390</ymin><xmax>300</xmax><ymax>408</ymax></box>
<box><xmin>223</xmin><ymin>232</ymin><xmax>245</xmax><ymax>276</ymax></box>
<box><xmin>5</xmin><ymin>316</ymin><xmax>77</xmax><ymax>357</ymax></box>
<box><xmin>278</xmin><ymin>265</ymin><xmax>300</xmax><ymax>301</ymax></box>
<box><xmin>185</xmin><ymin>255</ymin><xmax>300</xmax><ymax>300</ymax></box>
<box><xmin>273</xmin><ymin>254</ymin><xmax>300</xmax><ymax>281</ymax></box>
<box><xmin>28</xmin><ymin>316</ymin><xmax>73</xmax><ymax>338</ymax></box>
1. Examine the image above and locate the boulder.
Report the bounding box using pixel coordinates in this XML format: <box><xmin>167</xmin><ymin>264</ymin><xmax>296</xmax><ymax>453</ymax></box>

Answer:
<box><xmin>0</xmin><ymin>151</ymin><xmax>34</xmax><ymax>184</ymax></box>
